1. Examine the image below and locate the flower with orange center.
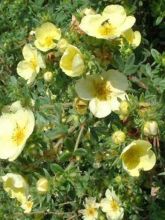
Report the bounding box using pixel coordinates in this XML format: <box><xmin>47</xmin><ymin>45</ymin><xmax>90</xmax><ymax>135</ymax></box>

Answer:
<box><xmin>100</xmin><ymin>189</ymin><xmax>124</xmax><ymax>220</ymax></box>
<box><xmin>75</xmin><ymin>69</ymin><xmax>128</xmax><ymax>118</ymax></box>
<box><xmin>17</xmin><ymin>44</ymin><xmax>45</xmax><ymax>84</ymax></box>
<box><xmin>81</xmin><ymin>197</ymin><xmax>99</xmax><ymax>220</ymax></box>
<box><xmin>0</xmin><ymin>101</ymin><xmax>35</xmax><ymax>161</ymax></box>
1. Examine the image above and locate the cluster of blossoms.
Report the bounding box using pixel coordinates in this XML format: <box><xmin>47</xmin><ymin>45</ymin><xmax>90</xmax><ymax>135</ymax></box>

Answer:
<box><xmin>0</xmin><ymin>4</ymin><xmax>158</xmax><ymax>216</ymax></box>
<box><xmin>81</xmin><ymin>189</ymin><xmax>124</xmax><ymax>220</ymax></box>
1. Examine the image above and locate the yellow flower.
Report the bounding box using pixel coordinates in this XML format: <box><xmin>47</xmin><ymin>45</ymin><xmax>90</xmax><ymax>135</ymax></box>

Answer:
<box><xmin>79</xmin><ymin>5</ymin><xmax>135</xmax><ymax>39</ymax></box>
<box><xmin>143</xmin><ymin>121</ymin><xmax>159</xmax><ymax>136</ymax></box>
<box><xmin>75</xmin><ymin>69</ymin><xmax>128</xmax><ymax>118</ymax></box>
<box><xmin>2</xmin><ymin>173</ymin><xmax>29</xmax><ymax>203</ymax></box>
<box><xmin>17</xmin><ymin>44</ymin><xmax>45</xmax><ymax>84</ymax></box>
<box><xmin>81</xmin><ymin>197</ymin><xmax>99</xmax><ymax>220</ymax></box>
<box><xmin>36</xmin><ymin>177</ymin><xmax>49</xmax><ymax>193</ymax></box>
<box><xmin>0</xmin><ymin>101</ymin><xmax>35</xmax><ymax>161</ymax></box>
<box><xmin>34</xmin><ymin>22</ymin><xmax>61</xmax><ymax>52</ymax></box>
<box><xmin>112</xmin><ymin>131</ymin><xmax>126</xmax><ymax>145</ymax></box>
<box><xmin>60</xmin><ymin>45</ymin><xmax>85</xmax><ymax>77</ymax></box>
<box><xmin>21</xmin><ymin>200</ymin><xmax>33</xmax><ymax>213</ymax></box>
<box><xmin>100</xmin><ymin>189</ymin><xmax>124</xmax><ymax>220</ymax></box>
<box><xmin>122</xmin><ymin>29</ymin><xmax>141</xmax><ymax>48</ymax></box>
<box><xmin>121</xmin><ymin>140</ymin><xmax>156</xmax><ymax>177</ymax></box>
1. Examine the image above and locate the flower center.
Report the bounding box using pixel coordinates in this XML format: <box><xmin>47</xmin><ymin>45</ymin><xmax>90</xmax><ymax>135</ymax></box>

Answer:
<box><xmin>98</xmin><ymin>22</ymin><xmax>117</xmax><ymax>37</ymax></box>
<box><xmin>87</xmin><ymin>207</ymin><xmax>96</xmax><ymax>216</ymax></box>
<box><xmin>110</xmin><ymin>199</ymin><xmax>119</xmax><ymax>212</ymax></box>
<box><xmin>94</xmin><ymin>78</ymin><xmax>112</xmax><ymax>100</ymax></box>
<box><xmin>12</xmin><ymin>126</ymin><xmax>25</xmax><ymax>146</ymax></box>
<box><xmin>30</xmin><ymin>58</ymin><xmax>37</xmax><ymax>70</ymax></box>
<box><xmin>44</xmin><ymin>36</ymin><xmax>53</xmax><ymax>47</ymax></box>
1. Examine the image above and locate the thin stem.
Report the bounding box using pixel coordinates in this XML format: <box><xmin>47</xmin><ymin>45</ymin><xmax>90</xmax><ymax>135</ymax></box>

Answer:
<box><xmin>74</xmin><ymin>124</ymin><xmax>85</xmax><ymax>151</ymax></box>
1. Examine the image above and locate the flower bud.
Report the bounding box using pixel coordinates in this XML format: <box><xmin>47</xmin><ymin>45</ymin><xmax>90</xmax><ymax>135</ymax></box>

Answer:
<box><xmin>36</xmin><ymin>177</ymin><xmax>49</xmax><ymax>193</ymax></box>
<box><xmin>57</xmin><ymin>38</ymin><xmax>69</xmax><ymax>53</ymax></box>
<box><xmin>73</xmin><ymin>97</ymin><xmax>88</xmax><ymax>115</ymax></box>
<box><xmin>119</xmin><ymin>100</ymin><xmax>129</xmax><ymax>115</ymax></box>
<box><xmin>44</xmin><ymin>71</ymin><xmax>53</xmax><ymax>82</ymax></box>
<box><xmin>143</xmin><ymin>121</ymin><xmax>159</xmax><ymax>136</ymax></box>
<box><xmin>112</xmin><ymin>131</ymin><xmax>126</xmax><ymax>145</ymax></box>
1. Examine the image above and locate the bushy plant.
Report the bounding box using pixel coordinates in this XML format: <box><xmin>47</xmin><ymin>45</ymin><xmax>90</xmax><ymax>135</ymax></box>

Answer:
<box><xmin>0</xmin><ymin>0</ymin><xmax>165</xmax><ymax>220</ymax></box>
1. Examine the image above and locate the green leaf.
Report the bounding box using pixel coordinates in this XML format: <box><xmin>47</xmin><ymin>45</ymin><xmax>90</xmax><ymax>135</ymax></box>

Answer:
<box><xmin>50</xmin><ymin>163</ymin><xmax>64</xmax><ymax>174</ymax></box>
<box><xmin>156</xmin><ymin>16</ymin><xmax>163</xmax><ymax>25</ymax></box>
<box><xmin>74</xmin><ymin>148</ymin><xmax>88</xmax><ymax>156</ymax></box>
<box><xmin>151</xmin><ymin>49</ymin><xmax>161</xmax><ymax>63</ymax></box>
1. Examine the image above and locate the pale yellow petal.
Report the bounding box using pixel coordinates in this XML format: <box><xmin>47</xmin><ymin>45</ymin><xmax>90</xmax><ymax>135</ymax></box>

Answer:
<box><xmin>132</xmin><ymin>31</ymin><xmax>141</xmax><ymax>47</ymax></box>
<box><xmin>120</xmin><ymin>16</ymin><xmax>136</xmax><ymax>33</ymax></box>
<box><xmin>72</xmin><ymin>53</ymin><xmax>85</xmax><ymax>75</ymax></box>
<box><xmin>103</xmin><ymin>69</ymin><xmax>128</xmax><ymax>92</ymax></box>
<box><xmin>22</xmin><ymin>44</ymin><xmax>37</xmax><ymax>61</ymax></box>
<box><xmin>108</xmin><ymin>96</ymin><xmax>121</xmax><ymax>111</ymax></box>
<box><xmin>79</xmin><ymin>14</ymin><xmax>106</xmax><ymax>38</ymax></box>
<box><xmin>89</xmin><ymin>98</ymin><xmax>112</xmax><ymax>118</ymax></box>
<box><xmin>140</xmin><ymin>150</ymin><xmax>156</xmax><ymax>171</ymax></box>
<box><xmin>75</xmin><ymin>76</ymin><xmax>96</xmax><ymax>100</ymax></box>
<box><xmin>17</xmin><ymin>60</ymin><xmax>36</xmax><ymax>83</ymax></box>
<box><xmin>103</xmin><ymin>5</ymin><xmax>126</xmax><ymax>25</ymax></box>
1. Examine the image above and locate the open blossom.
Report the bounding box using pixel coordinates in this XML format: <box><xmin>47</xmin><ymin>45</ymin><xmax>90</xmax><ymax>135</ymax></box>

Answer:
<box><xmin>120</xmin><ymin>140</ymin><xmax>156</xmax><ymax>177</ymax></box>
<box><xmin>81</xmin><ymin>197</ymin><xmax>99</xmax><ymax>220</ymax></box>
<box><xmin>17</xmin><ymin>44</ymin><xmax>45</xmax><ymax>84</ymax></box>
<box><xmin>122</xmin><ymin>29</ymin><xmax>141</xmax><ymax>48</ymax></box>
<box><xmin>0</xmin><ymin>101</ymin><xmax>35</xmax><ymax>161</ymax></box>
<box><xmin>60</xmin><ymin>45</ymin><xmax>85</xmax><ymax>77</ymax></box>
<box><xmin>2</xmin><ymin>173</ymin><xmax>33</xmax><ymax>213</ymax></box>
<box><xmin>75</xmin><ymin>69</ymin><xmax>128</xmax><ymax>118</ymax></box>
<box><xmin>100</xmin><ymin>189</ymin><xmax>124</xmax><ymax>220</ymax></box>
<box><xmin>34</xmin><ymin>22</ymin><xmax>61</xmax><ymax>52</ymax></box>
<box><xmin>79</xmin><ymin>5</ymin><xmax>135</xmax><ymax>40</ymax></box>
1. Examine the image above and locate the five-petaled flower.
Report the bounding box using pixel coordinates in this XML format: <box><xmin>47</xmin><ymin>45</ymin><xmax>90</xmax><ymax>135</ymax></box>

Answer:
<box><xmin>79</xmin><ymin>5</ymin><xmax>135</xmax><ymax>40</ymax></box>
<box><xmin>17</xmin><ymin>44</ymin><xmax>45</xmax><ymax>84</ymax></box>
<box><xmin>75</xmin><ymin>69</ymin><xmax>128</xmax><ymax>118</ymax></box>
<box><xmin>34</xmin><ymin>22</ymin><xmax>61</xmax><ymax>52</ymax></box>
<box><xmin>0</xmin><ymin>101</ymin><xmax>35</xmax><ymax>161</ymax></box>
<box><xmin>100</xmin><ymin>189</ymin><xmax>124</xmax><ymax>220</ymax></box>
<box><xmin>81</xmin><ymin>197</ymin><xmax>99</xmax><ymax>220</ymax></box>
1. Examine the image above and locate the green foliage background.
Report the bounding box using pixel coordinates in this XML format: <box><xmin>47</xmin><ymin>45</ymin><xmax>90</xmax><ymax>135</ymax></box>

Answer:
<box><xmin>0</xmin><ymin>0</ymin><xmax>165</xmax><ymax>219</ymax></box>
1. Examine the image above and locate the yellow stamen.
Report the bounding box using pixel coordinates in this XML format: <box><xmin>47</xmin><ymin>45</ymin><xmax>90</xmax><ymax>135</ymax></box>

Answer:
<box><xmin>87</xmin><ymin>207</ymin><xmax>96</xmax><ymax>216</ymax></box>
<box><xmin>98</xmin><ymin>22</ymin><xmax>117</xmax><ymax>37</ymax></box>
<box><xmin>94</xmin><ymin>78</ymin><xmax>112</xmax><ymax>100</ymax></box>
<box><xmin>12</xmin><ymin>126</ymin><xmax>25</xmax><ymax>146</ymax></box>
<box><xmin>111</xmin><ymin>199</ymin><xmax>119</xmax><ymax>212</ymax></box>
<box><xmin>44</xmin><ymin>36</ymin><xmax>54</xmax><ymax>47</ymax></box>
